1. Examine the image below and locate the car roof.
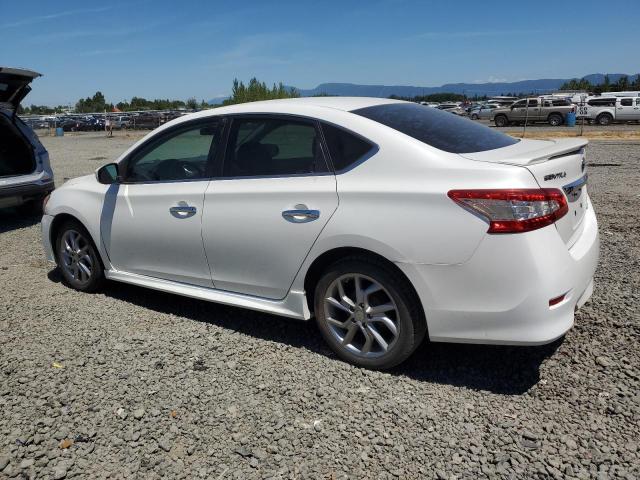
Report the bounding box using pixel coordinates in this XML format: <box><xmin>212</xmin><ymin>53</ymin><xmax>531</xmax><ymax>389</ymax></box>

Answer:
<box><xmin>205</xmin><ymin>96</ymin><xmax>404</xmax><ymax>115</ymax></box>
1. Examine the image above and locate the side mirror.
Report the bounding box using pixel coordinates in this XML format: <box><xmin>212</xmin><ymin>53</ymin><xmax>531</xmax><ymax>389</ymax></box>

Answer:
<box><xmin>96</xmin><ymin>163</ymin><xmax>120</xmax><ymax>184</ymax></box>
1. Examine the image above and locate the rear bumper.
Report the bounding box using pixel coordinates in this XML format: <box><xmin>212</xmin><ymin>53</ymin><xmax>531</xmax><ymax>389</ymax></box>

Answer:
<box><xmin>0</xmin><ymin>179</ymin><xmax>54</xmax><ymax>205</ymax></box>
<box><xmin>397</xmin><ymin>201</ymin><xmax>599</xmax><ymax>345</ymax></box>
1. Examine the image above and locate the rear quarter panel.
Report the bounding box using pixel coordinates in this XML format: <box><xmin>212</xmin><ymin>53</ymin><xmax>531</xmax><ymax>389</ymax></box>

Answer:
<box><xmin>291</xmin><ymin>127</ymin><xmax>541</xmax><ymax>296</ymax></box>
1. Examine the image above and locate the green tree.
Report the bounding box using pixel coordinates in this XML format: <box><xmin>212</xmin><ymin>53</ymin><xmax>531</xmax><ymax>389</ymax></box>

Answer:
<box><xmin>222</xmin><ymin>77</ymin><xmax>299</xmax><ymax>106</ymax></box>
<box><xmin>186</xmin><ymin>97</ymin><xmax>198</xmax><ymax>110</ymax></box>
<box><xmin>616</xmin><ymin>75</ymin><xmax>629</xmax><ymax>91</ymax></box>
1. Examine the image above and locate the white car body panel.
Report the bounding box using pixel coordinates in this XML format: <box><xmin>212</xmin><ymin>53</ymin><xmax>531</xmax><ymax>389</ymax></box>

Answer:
<box><xmin>104</xmin><ymin>181</ymin><xmax>213</xmax><ymax>288</ymax></box>
<box><xmin>42</xmin><ymin>97</ymin><xmax>600</xmax><ymax>346</ymax></box>
<box><xmin>203</xmin><ymin>174</ymin><xmax>338</xmax><ymax>299</ymax></box>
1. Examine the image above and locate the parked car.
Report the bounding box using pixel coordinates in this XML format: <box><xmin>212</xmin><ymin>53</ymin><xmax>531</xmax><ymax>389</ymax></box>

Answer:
<box><xmin>576</xmin><ymin>96</ymin><xmax>640</xmax><ymax>125</ymax></box>
<box><xmin>470</xmin><ymin>104</ymin><xmax>498</xmax><ymax>120</ymax></box>
<box><xmin>42</xmin><ymin>97</ymin><xmax>598</xmax><ymax>370</ymax></box>
<box><xmin>131</xmin><ymin>113</ymin><xmax>162</xmax><ymax>129</ymax></box>
<box><xmin>436</xmin><ymin>102</ymin><xmax>461</xmax><ymax>110</ymax></box>
<box><xmin>492</xmin><ymin>97</ymin><xmax>575</xmax><ymax>127</ymax></box>
<box><xmin>0</xmin><ymin>67</ymin><xmax>54</xmax><ymax>213</ymax></box>
<box><xmin>111</xmin><ymin>116</ymin><xmax>131</xmax><ymax>129</ymax></box>
<box><xmin>60</xmin><ymin>118</ymin><xmax>91</xmax><ymax>132</ymax></box>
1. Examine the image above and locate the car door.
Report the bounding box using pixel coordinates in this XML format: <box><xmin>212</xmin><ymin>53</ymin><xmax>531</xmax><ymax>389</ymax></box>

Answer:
<box><xmin>527</xmin><ymin>98</ymin><xmax>541</xmax><ymax>120</ymax></box>
<box><xmin>510</xmin><ymin>100</ymin><xmax>527</xmax><ymax>120</ymax></box>
<box><xmin>617</xmin><ymin>98</ymin><xmax>635</xmax><ymax>120</ymax></box>
<box><xmin>102</xmin><ymin>119</ymin><xmax>223</xmax><ymax>287</ymax></box>
<box><xmin>202</xmin><ymin>115</ymin><xmax>339</xmax><ymax>299</ymax></box>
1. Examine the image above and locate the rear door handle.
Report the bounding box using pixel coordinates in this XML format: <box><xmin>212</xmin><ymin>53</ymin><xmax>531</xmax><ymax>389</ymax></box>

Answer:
<box><xmin>282</xmin><ymin>209</ymin><xmax>320</xmax><ymax>223</ymax></box>
<box><xmin>170</xmin><ymin>205</ymin><xmax>197</xmax><ymax>218</ymax></box>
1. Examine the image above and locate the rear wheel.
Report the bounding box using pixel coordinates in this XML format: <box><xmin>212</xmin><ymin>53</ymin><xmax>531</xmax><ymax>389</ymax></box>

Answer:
<box><xmin>596</xmin><ymin>113</ymin><xmax>613</xmax><ymax>126</ymax></box>
<box><xmin>548</xmin><ymin>113</ymin><xmax>563</xmax><ymax>127</ymax></box>
<box><xmin>494</xmin><ymin>115</ymin><xmax>508</xmax><ymax>127</ymax></box>
<box><xmin>471</xmin><ymin>114</ymin><xmax>479</xmax><ymax>120</ymax></box>
<box><xmin>314</xmin><ymin>257</ymin><xmax>426</xmax><ymax>370</ymax></box>
<box><xmin>55</xmin><ymin>220</ymin><xmax>104</xmax><ymax>292</ymax></box>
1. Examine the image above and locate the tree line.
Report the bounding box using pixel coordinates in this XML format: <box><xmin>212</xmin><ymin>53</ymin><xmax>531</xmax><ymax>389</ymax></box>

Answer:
<box><xmin>221</xmin><ymin>78</ymin><xmax>299</xmax><ymax>105</ymax></box>
<box><xmin>21</xmin><ymin>74</ymin><xmax>640</xmax><ymax>116</ymax></box>
<box><xmin>560</xmin><ymin>74</ymin><xmax>640</xmax><ymax>93</ymax></box>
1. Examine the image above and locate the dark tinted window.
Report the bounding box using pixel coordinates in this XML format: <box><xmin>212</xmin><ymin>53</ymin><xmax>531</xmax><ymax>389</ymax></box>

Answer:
<box><xmin>223</xmin><ymin>117</ymin><xmax>328</xmax><ymax>177</ymax></box>
<box><xmin>321</xmin><ymin>123</ymin><xmax>374</xmax><ymax>171</ymax></box>
<box><xmin>352</xmin><ymin>103</ymin><xmax>518</xmax><ymax>154</ymax></box>
<box><xmin>621</xmin><ymin>98</ymin><xmax>633</xmax><ymax>106</ymax></box>
<box><xmin>587</xmin><ymin>98</ymin><xmax>616</xmax><ymax>107</ymax></box>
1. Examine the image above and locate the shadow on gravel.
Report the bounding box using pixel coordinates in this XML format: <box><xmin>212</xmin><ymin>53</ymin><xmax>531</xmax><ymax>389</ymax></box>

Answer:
<box><xmin>96</xmin><ymin>279</ymin><xmax>564</xmax><ymax>395</ymax></box>
<box><xmin>0</xmin><ymin>209</ymin><xmax>41</xmax><ymax>234</ymax></box>
<box><xmin>396</xmin><ymin>338</ymin><xmax>563</xmax><ymax>395</ymax></box>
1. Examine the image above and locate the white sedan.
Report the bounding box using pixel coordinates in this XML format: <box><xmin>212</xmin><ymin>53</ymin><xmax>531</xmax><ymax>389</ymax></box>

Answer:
<box><xmin>42</xmin><ymin>97</ymin><xmax>599</xmax><ymax>369</ymax></box>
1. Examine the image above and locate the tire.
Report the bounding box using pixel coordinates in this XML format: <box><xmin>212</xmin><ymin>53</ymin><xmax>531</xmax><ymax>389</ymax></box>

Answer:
<box><xmin>54</xmin><ymin>219</ymin><xmax>104</xmax><ymax>292</ymax></box>
<box><xmin>596</xmin><ymin>113</ymin><xmax>613</xmax><ymax>126</ymax></box>
<box><xmin>548</xmin><ymin>114</ymin><xmax>563</xmax><ymax>127</ymax></box>
<box><xmin>471</xmin><ymin>114</ymin><xmax>479</xmax><ymax>120</ymax></box>
<box><xmin>494</xmin><ymin>115</ymin><xmax>508</xmax><ymax>127</ymax></box>
<box><xmin>313</xmin><ymin>256</ymin><xmax>427</xmax><ymax>370</ymax></box>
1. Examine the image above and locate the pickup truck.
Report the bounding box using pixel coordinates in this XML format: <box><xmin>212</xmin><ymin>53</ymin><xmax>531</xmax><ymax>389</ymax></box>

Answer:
<box><xmin>576</xmin><ymin>96</ymin><xmax>640</xmax><ymax>125</ymax></box>
<box><xmin>492</xmin><ymin>98</ymin><xmax>575</xmax><ymax>127</ymax></box>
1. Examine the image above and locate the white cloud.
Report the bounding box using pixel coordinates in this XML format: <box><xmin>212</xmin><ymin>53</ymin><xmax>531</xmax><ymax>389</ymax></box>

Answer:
<box><xmin>0</xmin><ymin>6</ymin><xmax>112</xmax><ymax>30</ymax></box>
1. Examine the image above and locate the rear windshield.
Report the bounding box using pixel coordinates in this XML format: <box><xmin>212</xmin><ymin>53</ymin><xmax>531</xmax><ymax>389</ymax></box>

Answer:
<box><xmin>352</xmin><ymin>103</ymin><xmax>519</xmax><ymax>153</ymax></box>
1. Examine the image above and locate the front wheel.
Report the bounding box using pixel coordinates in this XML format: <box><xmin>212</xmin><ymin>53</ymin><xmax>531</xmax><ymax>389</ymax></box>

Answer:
<box><xmin>471</xmin><ymin>114</ymin><xmax>479</xmax><ymax>120</ymax></box>
<box><xmin>55</xmin><ymin>220</ymin><xmax>104</xmax><ymax>292</ymax></box>
<box><xmin>314</xmin><ymin>257</ymin><xmax>426</xmax><ymax>370</ymax></box>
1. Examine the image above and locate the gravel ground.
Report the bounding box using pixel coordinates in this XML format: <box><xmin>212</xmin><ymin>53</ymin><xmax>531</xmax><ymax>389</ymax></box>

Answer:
<box><xmin>1</xmin><ymin>132</ymin><xmax>639</xmax><ymax>479</ymax></box>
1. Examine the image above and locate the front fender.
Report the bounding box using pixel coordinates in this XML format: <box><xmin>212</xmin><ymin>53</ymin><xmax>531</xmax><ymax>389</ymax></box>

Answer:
<box><xmin>45</xmin><ymin>177</ymin><xmax>113</xmax><ymax>269</ymax></box>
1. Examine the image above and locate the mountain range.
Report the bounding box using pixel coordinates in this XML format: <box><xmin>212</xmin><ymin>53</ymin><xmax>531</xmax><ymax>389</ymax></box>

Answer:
<box><xmin>208</xmin><ymin>73</ymin><xmax>638</xmax><ymax>104</ymax></box>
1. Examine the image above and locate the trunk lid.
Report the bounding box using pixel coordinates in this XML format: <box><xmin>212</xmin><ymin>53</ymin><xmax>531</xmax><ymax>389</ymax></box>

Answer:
<box><xmin>461</xmin><ymin>138</ymin><xmax>589</xmax><ymax>246</ymax></box>
<box><xmin>0</xmin><ymin>67</ymin><xmax>42</xmax><ymax>111</ymax></box>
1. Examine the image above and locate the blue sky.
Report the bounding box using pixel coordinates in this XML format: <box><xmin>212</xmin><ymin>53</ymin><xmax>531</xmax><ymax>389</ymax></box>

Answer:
<box><xmin>2</xmin><ymin>0</ymin><xmax>638</xmax><ymax>105</ymax></box>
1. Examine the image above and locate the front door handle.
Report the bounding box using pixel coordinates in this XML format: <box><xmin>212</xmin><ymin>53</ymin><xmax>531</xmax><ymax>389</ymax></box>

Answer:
<box><xmin>170</xmin><ymin>204</ymin><xmax>197</xmax><ymax>218</ymax></box>
<box><xmin>282</xmin><ymin>209</ymin><xmax>320</xmax><ymax>223</ymax></box>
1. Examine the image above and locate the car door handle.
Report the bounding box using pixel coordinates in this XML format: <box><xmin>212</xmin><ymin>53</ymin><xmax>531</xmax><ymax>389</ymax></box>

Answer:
<box><xmin>282</xmin><ymin>209</ymin><xmax>320</xmax><ymax>223</ymax></box>
<box><xmin>169</xmin><ymin>205</ymin><xmax>197</xmax><ymax>218</ymax></box>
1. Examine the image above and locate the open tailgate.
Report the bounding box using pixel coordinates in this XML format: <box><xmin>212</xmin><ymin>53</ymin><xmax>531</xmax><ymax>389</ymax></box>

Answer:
<box><xmin>0</xmin><ymin>67</ymin><xmax>41</xmax><ymax>111</ymax></box>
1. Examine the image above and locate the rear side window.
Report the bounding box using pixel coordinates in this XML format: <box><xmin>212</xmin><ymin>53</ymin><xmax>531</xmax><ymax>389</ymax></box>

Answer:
<box><xmin>352</xmin><ymin>103</ymin><xmax>518</xmax><ymax>154</ymax></box>
<box><xmin>223</xmin><ymin>117</ymin><xmax>329</xmax><ymax>177</ymax></box>
<box><xmin>321</xmin><ymin>123</ymin><xmax>374</xmax><ymax>171</ymax></box>
<box><xmin>621</xmin><ymin>98</ymin><xmax>633</xmax><ymax>106</ymax></box>
<box><xmin>588</xmin><ymin>98</ymin><xmax>616</xmax><ymax>107</ymax></box>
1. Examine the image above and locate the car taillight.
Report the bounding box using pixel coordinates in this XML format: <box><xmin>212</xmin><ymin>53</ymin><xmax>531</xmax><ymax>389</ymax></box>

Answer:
<box><xmin>447</xmin><ymin>188</ymin><xmax>568</xmax><ymax>234</ymax></box>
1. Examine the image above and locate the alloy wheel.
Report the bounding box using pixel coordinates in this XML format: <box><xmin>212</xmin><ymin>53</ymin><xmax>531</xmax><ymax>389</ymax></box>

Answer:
<box><xmin>59</xmin><ymin>230</ymin><xmax>94</xmax><ymax>285</ymax></box>
<box><xmin>322</xmin><ymin>274</ymin><xmax>400</xmax><ymax>358</ymax></box>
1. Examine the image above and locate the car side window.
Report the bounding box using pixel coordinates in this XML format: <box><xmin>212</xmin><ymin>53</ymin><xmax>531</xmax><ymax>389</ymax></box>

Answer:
<box><xmin>621</xmin><ymin>98</ymin><xmax>633</xmax><ymax>106</ymax></box>
<box><xmin>513</xmin><ymin>100</ymin><xmax>526</xmax><ymax>108</ymax></box>
<box><xmin>222</xmin><ymin>117</ymin><xmax>329</xmax><ymax>177</ymax></box>
<box><xmin>125</xmin><ymin>122</ymin><xmax>221</xmax><ymax>182</ymax></box>
<box><xmin>321</xmin><ymin>123</ymin><xmax>374</xmax><ymax>172</ymax></box>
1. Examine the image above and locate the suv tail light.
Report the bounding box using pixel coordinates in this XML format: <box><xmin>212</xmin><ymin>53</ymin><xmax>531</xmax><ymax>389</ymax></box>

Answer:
<box><xmin>448</xmin><ymin>188</ymin><xmax>568</xmax><ymax>234</ymax></box>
